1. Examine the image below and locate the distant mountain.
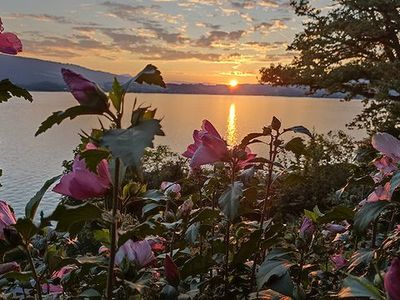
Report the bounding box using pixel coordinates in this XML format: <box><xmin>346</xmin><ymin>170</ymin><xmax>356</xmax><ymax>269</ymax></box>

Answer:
<box><xmin>0</xmin><ymin>54</ymin><xmax>341</xmax><ymax>97</ymax></box>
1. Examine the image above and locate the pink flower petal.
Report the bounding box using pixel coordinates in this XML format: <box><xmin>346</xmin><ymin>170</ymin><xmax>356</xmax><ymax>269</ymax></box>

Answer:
<box><xmin>0</xmin><ymin>32</ymin><xmax>22</xmax><ymax>55</ymax></box>
<box><xmin>0</xmin><ymin>201</ymin><xmax>16</xmax><ymax>240</ymax></box>
<box><xmin>331</xmin><ymin>254</ymin><xmax>348</xmax><ymax>270</ymax></box>
<box><xmin>367</xmin><ymin>182</ymin><xmax>392</xmax><ymax>203</ymax></box>
<box><xmin>115</xmin><ymin>240</ymin><xmax>155</xmax><ymax>268</ymax></box>
<box><xmin>53</xmin><ymin>145</ymin><xmax>111</xmax><ymax>201</ymax></box>
<box><xmin>372</xmin><ymin>133</ymin><xmax>400</xmax><ymax>160</ymax></box>
<box><xmin>201</xmin><ymin>119</ymin><xmax>222</xmax><ymax>139</ymax></box>
<box><xmin>385</xmin><ymin>257</ymin><xmax>400</xmax><ymax>300</ymax></box>
<box><xmin>61</xmin><ymin>68</ymin><xmax>108</xmax><ymax>110</ymax></box>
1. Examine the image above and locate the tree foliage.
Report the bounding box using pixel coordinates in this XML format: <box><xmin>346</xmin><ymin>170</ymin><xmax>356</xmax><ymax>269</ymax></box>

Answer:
<box><xmin>260</xmin><ymin>0</ymin><xmax>400</xmax><ymax>134</ymax></box>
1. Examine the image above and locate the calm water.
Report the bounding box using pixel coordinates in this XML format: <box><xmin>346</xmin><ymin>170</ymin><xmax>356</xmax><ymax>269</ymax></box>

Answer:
<box><xmin>0</xmin><ymin>92</ymin><xmax>364</xmax><ymax>216</ymax></box>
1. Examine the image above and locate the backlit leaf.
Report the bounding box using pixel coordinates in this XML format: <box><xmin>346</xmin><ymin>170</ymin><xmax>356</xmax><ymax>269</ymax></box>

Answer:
<box><xmin>35</xmin><ymin>105</ymin><xmax>104</xmax><ymax>136</ymax></box>
<box><xmin>218</xmin><ymin>181</ymin><xmax>243</xmax><ymax>220</ymax></box>
<box><xmin>0</xmin><ymin>79</ymin><xmax>32</xmax><ymax>103</ymax></box>
<box><xmin>101</xmin><ymin>119</ymin><xmax>163</xmax><ymax>169</ymax></box>
<box><xmin>25</xmin><ymin>175</ymin><xmax>61</xmax><ymax>220</ymax></box>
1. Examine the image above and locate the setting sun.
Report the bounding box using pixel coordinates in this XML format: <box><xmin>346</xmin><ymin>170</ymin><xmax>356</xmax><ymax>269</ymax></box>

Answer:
<box><xmin>229</xmin><ymin>79</ymin><xmax>238</xmax><ymax>87</ymax></box>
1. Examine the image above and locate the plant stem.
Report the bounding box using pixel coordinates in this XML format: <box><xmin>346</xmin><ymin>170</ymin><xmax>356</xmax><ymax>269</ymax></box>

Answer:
<box><xmin>25</xmin><ymin>244</ymin><xmax>42</xmax><ymax>300</ymax></box>
<box><xmin>224</xmin><ymin>220</ymin><xmax>230</xmax><ymax>295</ymax></box>
<box><xmin>105</xmin><ymin>110</ymin><xmax>122</xmax><ymax>300</ymax></box>
<box><xmin>371</xmin><ymin>219</ymin><xmax>378</xmax><ymax>249</ymax></box>
<box><xmin>106</xmin><ymin>157</ymin><xmax>120</xmax><ymax>299</ymax></box>
<box><xmin>297</xmin><ymin>251</ymin><xmax>304</xmax><ymax>286</ymax></box>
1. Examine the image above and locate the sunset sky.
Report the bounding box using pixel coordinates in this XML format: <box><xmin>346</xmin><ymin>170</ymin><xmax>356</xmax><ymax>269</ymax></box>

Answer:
<box><xmin>1</xmin><ymin>0</ymin><xmax>330</xmax><ymax>84</ymax></box>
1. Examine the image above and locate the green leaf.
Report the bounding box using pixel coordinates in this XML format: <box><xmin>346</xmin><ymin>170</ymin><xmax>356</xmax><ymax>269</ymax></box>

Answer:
<box><xmin>390</xmin><ymin>171</ymin><xmax>400</xmax><ymax>194</ymax></box>
<box><xmin>0</xmin><ymin>79</ymin><xmax>33</xmax><ymax>103</ymax></box>
<box><xmin>189</xmin><ymin>208</ymin><xmax>220</xmax><ymax>224</ymax></box>
<box><xmin>354</xmin><ymin>201</ymin><xmax>391</xmax><ymax>233</ymax></box>
<box><xmin>160</xmin><ymin>285</ymin><xmax>179</xmax><ymax>300</ymax></box>
<box><xmin>256</xmin><ymin>258</ymin><xmax>293</xmax><ymax>291</ymax></box>
<box><xmin>80</xmin><ymin>149</ymin><xmax>110</xmax><ymax>173</ymax></box>
<box><xmin>118</xmin><ymin>221</ymin><xmax>164</xmax><ymax>246</ymax></box>
<box><xmin>285</xmin><ymin>137</ymin><xmax>306</xmax><ymax>156</ymax></box>
<box><xmin>181</xmin><ymin>255</ymin><xmax>215</xmax><ymax>279</ymax></box>
<box><xmin>232</xmin><ymin>229</ymin><xmax>262</xmax><ymax>265</ymax></box>
<box><xmin>93</xmin><ymin>229</ymin><xmax>110</xmax><ymax>245</ymax></box>
<box><xmin>35</xmin><ymin>105</ymin><xmax>104</xmax><ymax>136</ymax></box>
<box><xmin>101</xmin><ymin>119</ymin><xmax>163</xmax><ymax>169</ymax></box>
<box><xmin>122</xmin><ymin>64</ymin><xmax>166</xmax><ymax>92</ymax></box>
<box><xmin>185</xmin><ymin>222</ymin><xmax>200</xmax><ymax>244</ymax></box>
<box><xmin>79</xmin><ymin>288</ymin><xmax>102</xmax><ymax>298</ymax></box>
<box><xmin>283</xmin><ymin>126</ymin><xmax>312</xmax><ymax>138</ymax></box>
<box><xmin>348</xmin><ymin>249</ymin><xmax>374</xmax><ymax>271</ymax></box>
<box><xmin>337</xmin><ymin>275</ymin><xmax>384</xmax><ymax>299</ymax></box>
<box><xmin>2</xmin><ymin>271</ymin><xmax>33</xmax><ymax>282</ymax></box>
<box><xmin>13</xmin><ymin>218</ymin><xmax>39</xmax><ymax>242</ymax></box>
<box><xmin>48</xmin><ymin>203</ymin><xmax>103</xmax><ymax>234</ymax></box>
<box><xmin>25</xmin><ymin>175</ymin><xmax>61</xmax><ymax>220</ymax></box>
<box><xmin>271</xmin><ymin>116</ymin><xmax>281</xmax><ymax>131</ymax></box>
<box><xmin>267</xmin><ymin>271</ymin><xmax>295</xmax><ymax>298</ymax></box>
<box><xmin>218</xmin><ymin>181</ymin><xmax>243</xmax><ymax>221</ymax></box>
<box><xmin>142</xmin><ymin>190</ymin><xmax>167</xmax><ymax>202</ymax></box>
<box><xmin>240</xmin><ymin>132</ymin><xmax>267</xmax><ymax>148</ymax></box>
<box><xmin>318</xmin><ymin>206</ymin><xmax>354</xmax><ymax>223</ymax></box>
<box><xmin>304</xmin><ymin>209</ymin><xmax>319</xmax><ymax>223</ymax></box>
<box><xmin>142</xmin><ymin>203</ymin><xmax>161</xmax><ymax>216</ymax></box>
<box><xmin>109</xmin><ymin>78</ymin><xmax>124</xmax><ymax>112</ymax></box>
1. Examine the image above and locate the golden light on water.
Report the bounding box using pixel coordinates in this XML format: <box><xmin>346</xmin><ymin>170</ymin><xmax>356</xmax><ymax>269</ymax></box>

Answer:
<box><xmin>227</xmin><ymin>103</ymin><xmax>237</xmax><ymax>146</ymax></box>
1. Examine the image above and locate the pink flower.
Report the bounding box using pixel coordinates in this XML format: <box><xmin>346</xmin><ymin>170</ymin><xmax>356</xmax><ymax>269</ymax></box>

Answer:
<box><xmin>183</xmin><ymin>120</ymin><xmax>229</xmax><ymax>168</ymax></box>
<box><xmin>53</xmin><ymin>143</ymin><xmax>111</xmax><ymax>201</ymax></box>
<box><xmin>236</xmin><ymin>147</ymin><xmax>257</xmax><ymax>169</ymax></box>
<box><xmin>147</xmin><ymin>237</ymin><xmax>166</xmax><ymax>252</ymax></box>
<box><xmin>41</xmin><ymin>284</ymin><xmax>63</xmax><ymax>295</ymax></box>
<box><xmin>115</xmin><ymin>240</ymin><xmax>155</xmax><ymax>268</ymax></box>
<box><xmin>374</xmin><ymin>156</ymin><xmax>398</xmax><ymax>177</ymax></box>
<box><xmin>331</xmin><ymin>254</ymin><xmax>348</xmax><ymax>270</ymax></box>
<box><xmin>367</xmin><ymin>182</ymin><xmax>392</xmax><ymax>202</ymax></box>
<box><xmin>51</xmin><ymin>265</ymin><xmax>75</xmax><ymax>280</ymax></box>
<box><xmin>0</xmin><ymin>201</ymin><xmax>16</xmax><ymax>240</ymax></box>
<box><xmin>61</xmin><ymin>68</ymin><xmax>108</xmax><ymax>111</ymax></box>
<box><xmin>161</xmin><ymin>181</ymin><xmax>181</xmax><ymax>199</ymax></box>
<box><xmin>299</xmin><ymin>217</ymin><xmax>315</xmax><ymax>240</ymax></box>
<box><xmin>326</xmin><ymin>223</ymin><xmax>347</xmax><ymax>234</ymax></box>
<box><xmin>385</xmin><ymin>257</ymin><xmax>400</xmax><ymax>300</ymax></box>
<box><xmin>98</xmin><ymin>245</ymin><xmax>110</xmax><ymax>256</ymax></box>
<box><xmin>372</xmin><ymin>133</ymin><xmax>400</xmax><ymax>161</ymax></box>
<box><xmin>178</xmin><ymin>199</ymin><xmax>193</xmax><ymax>218</ymax></box>
<box><xmin>164</xmin><ymin>255</ymin><xmax>180</xmax><ymax>287</ymax></box>
<box><xmin>0</xmin><ymin>18</ymin><xmax>22</xmax><ymax>55</ymax></box>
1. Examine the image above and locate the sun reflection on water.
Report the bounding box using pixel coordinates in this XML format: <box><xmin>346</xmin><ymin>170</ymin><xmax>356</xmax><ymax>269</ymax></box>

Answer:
<box><xmin>227</xmin><ymin>103</ymin><xmax>237</xmax><ymax>146</ymax></box>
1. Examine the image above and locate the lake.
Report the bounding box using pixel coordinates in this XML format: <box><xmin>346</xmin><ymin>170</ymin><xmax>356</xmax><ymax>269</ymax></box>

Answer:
<box><xmin>0</xmin><ymin>92</ymin><xmax>364</xmax><ymax>216</ymax></box>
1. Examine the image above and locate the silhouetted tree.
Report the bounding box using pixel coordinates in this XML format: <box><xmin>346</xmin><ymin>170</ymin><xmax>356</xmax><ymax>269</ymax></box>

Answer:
<box><xmin>260</xmin><ymin>0</ymin><xmax>400</xmax><ymax>135</ymax></box>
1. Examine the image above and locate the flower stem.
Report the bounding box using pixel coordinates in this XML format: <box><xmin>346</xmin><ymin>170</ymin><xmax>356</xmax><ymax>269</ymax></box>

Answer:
<box><xmin>106</xmin><ymin>157</ymin><xmax>120</xmax><ymax>299</ymax></box>
<box><xmin>105</xmin><ymin>109</ymin><xmax>122</xmax><ymax>299</ymax></box>
<box><xmin>224</xmin><ymin>220</ymin><xmax>230</xmax><ymax>295</ymax></box>
<box><xmin>25</xmin><ymin>244</ymin><xmax>42</xmax><ymax>300</ymax></box>
<box><xmin>250</xmin><ymin>133</ymin><xmax>279</xmax><ymax>291</ymax></box>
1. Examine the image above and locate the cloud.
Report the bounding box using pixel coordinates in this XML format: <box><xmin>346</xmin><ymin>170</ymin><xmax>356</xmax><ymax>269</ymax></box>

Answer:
<box><xmin>245</xmin><ymin>41</ymin><xmax>287</xmax><ymax>50</ymax></box>
<box><xmin>196</xmin><ymin>22</ymin><xmax>221</xmax><ymax>30</ymax></box>
<box><xmin>6</xmin><ymin>13</ymin><xmax>98</xmax><ymax>26</ymax></box>
<box><xmin>254</xmin><ymin>19</ymin><xmax>288</xmax><ymax>32</ymax></box>
<box><xmin>230</xmin><ymin>0</ymin><xmax>279</xmax><ymax>9</ymax></box>
<box><xmin>195</xmin><ymin>30</ymin><xmax>246</xmax><ymax>47</ymax></box>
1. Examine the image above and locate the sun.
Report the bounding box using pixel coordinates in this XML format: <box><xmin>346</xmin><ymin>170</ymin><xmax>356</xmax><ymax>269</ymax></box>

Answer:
<box><xmin>229</xmin><ymin>79</ymin><xmax>238</xmax><ymax>88</ymax></box>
